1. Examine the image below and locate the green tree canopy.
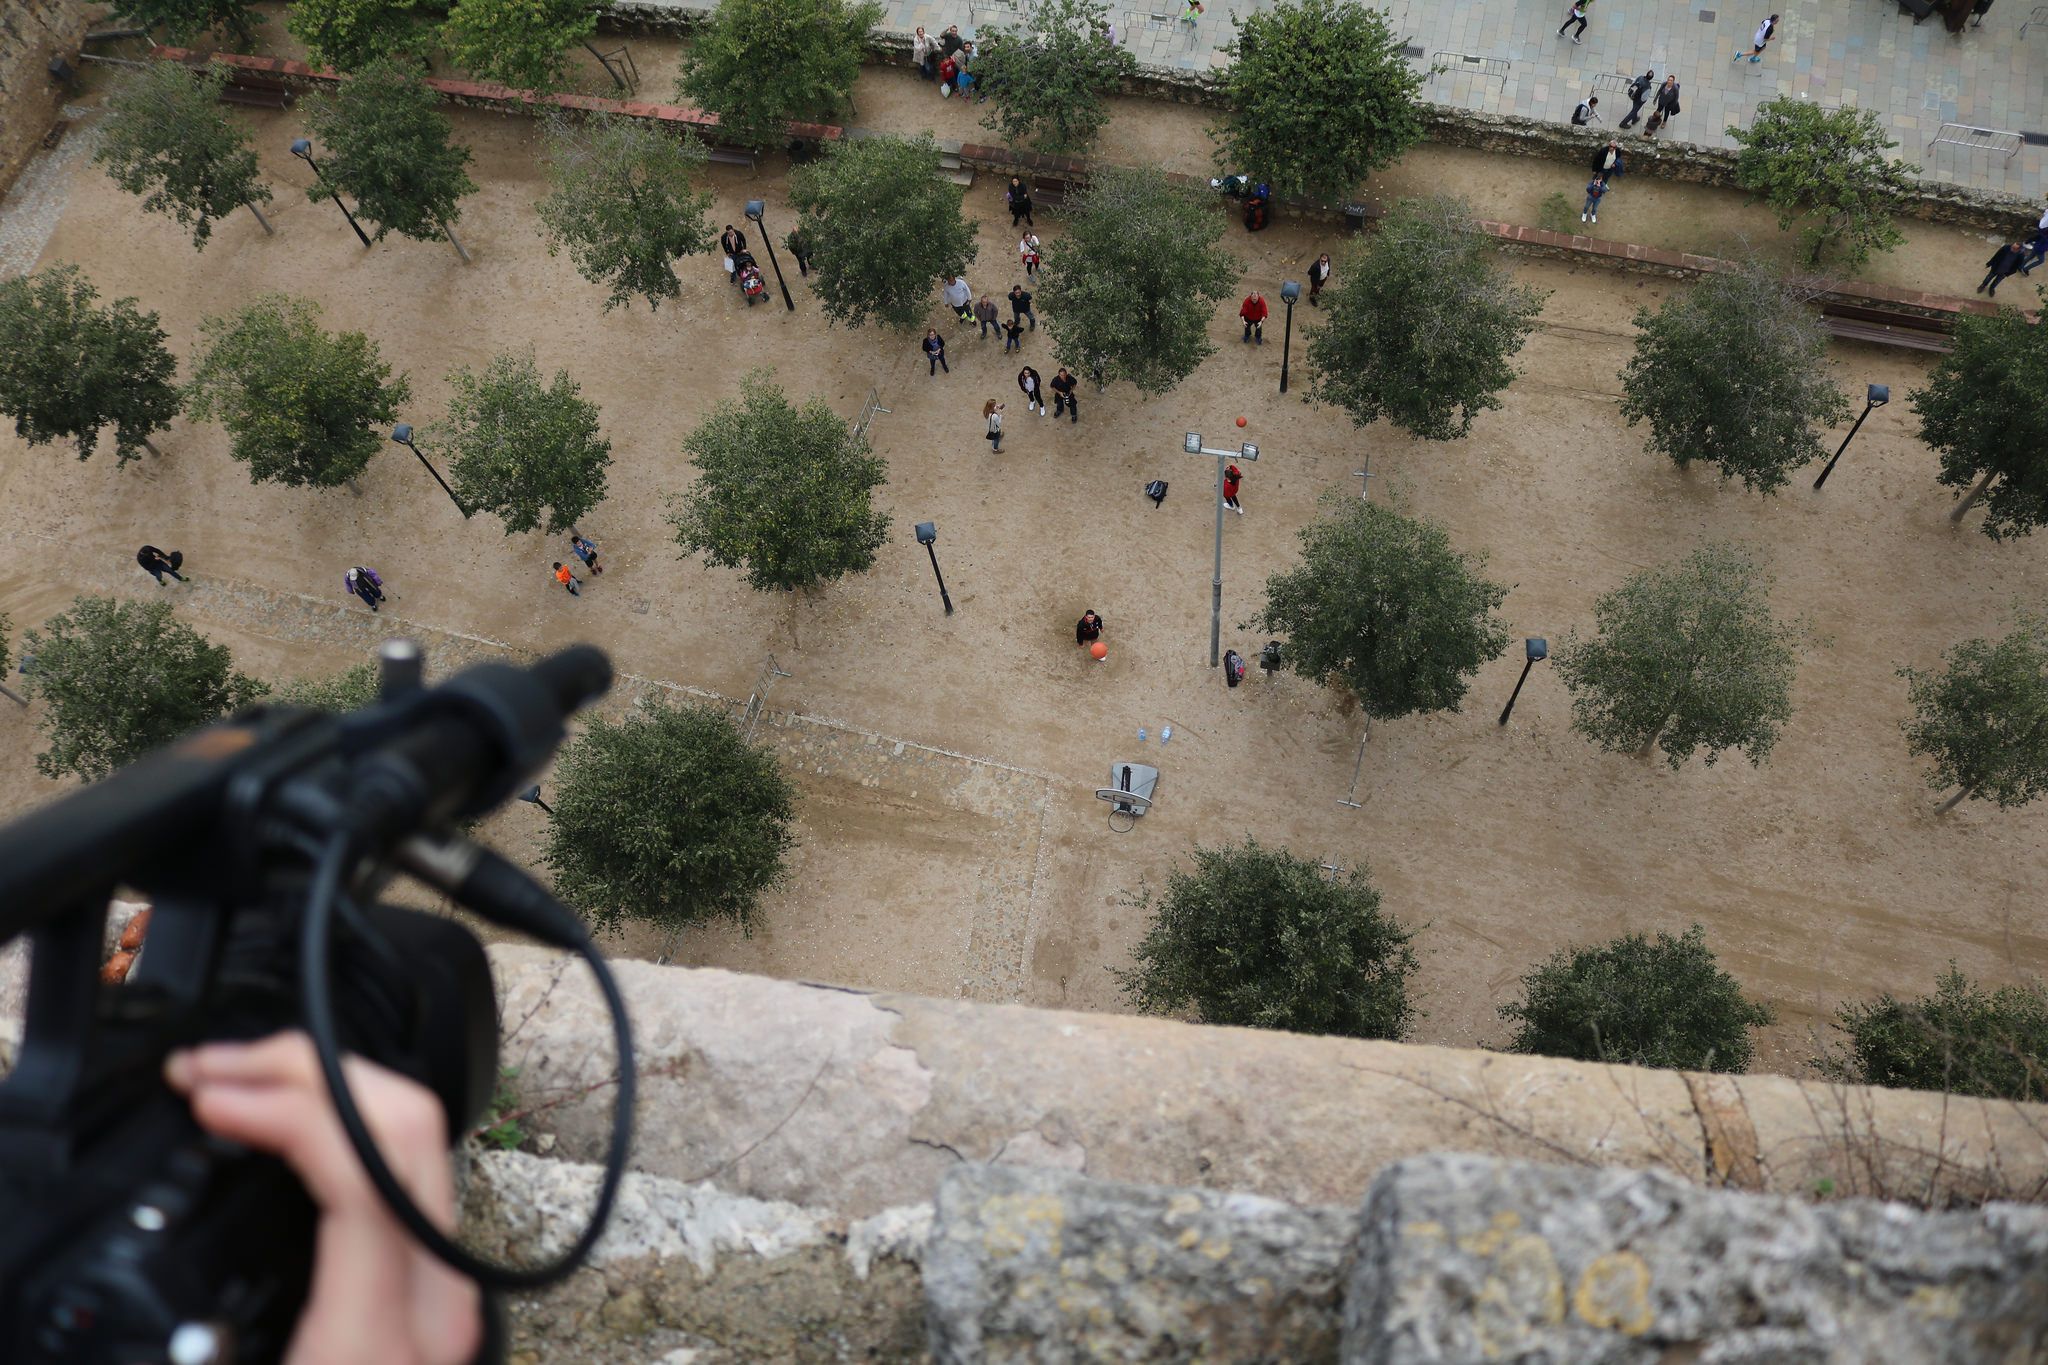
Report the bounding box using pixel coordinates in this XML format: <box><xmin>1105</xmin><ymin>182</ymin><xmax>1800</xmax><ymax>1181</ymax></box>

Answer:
<box><xmin>544</xmin><ymin>698</ymin><xmax>798</xmax><ymax>945</ymax></box>
<box><xmin>432</xmin><ymin>350</ymin><xmax>611</xmax><ymax>535</ymax></box>
<box><xmin>1618</xmin><ymin>264</ymin><xmax>1851</xmax><ymax>494</ymax></box>
<box><xmin>275</xmin><ymin>661</ymin><xmax>383</xmax><ymax>712</ymax></box>
<box><xmin>96</xmin><ymin>62</ymin><xmax>274</xmax><ymax>250</ymax></box>
<box><xmin>1256</xmin><ymin>498</ymin><xmax>1509</xmax><ymax>722</ymax></box>
<box><xmin>972</xmin><ymin>0</ymin><xmax>1137</xmax><ymax>155</ymax></box>
<box><xmin>1818</xmin><ymin>966</ymin><xmax>2048</xmax><ymax>1103</ymax></box>
<box><xmin>1727</xmin><ymin>98</ymin><xmax>1914</xmax><ymax>269</ymax></box>
<box><xmin>789</xmin><ymin>134</ymin><xmax>979</xmax><ymax>330</ymax></box>
<box><xmin>1899</xmin><ymin>612</ymin><xmax>2048</xmax><ymax>814</ymax></box>
<box><xmin>677</xmin><ymin>0</ymin><xmax>881</xmax><ymax>150</ymax></box>
<box><xmin>535</xmin><ymin>113</ymin><xmax>716</xmax><ymax>312</ymax></box>
<box><xmin>303</xmin><ymin>58</ymin><xmax>477</xmax><ymax>246</ymax></box>
<box><xmin>1307</xmin><ymin>197</ymin><xmax>1543</xmax><ymax>440</ymax></box>
<box><xmin>1556</xmin><ymin>542</ymin><xmax>1802</xmax><ymax>769</ymax></box>
<box><xmin>22</xmin><ymin>596</ymin><xmax>268</xmax><ymax>781</ymax></box>
<box><xmin>1213</xmin><ymin>0</ymin><xmax>1426</xmax><ymax>204</ymax></box>
<box><xmin>441</xmin><ymin>0</ymin><xmax>598</xmax><ymax>92</ymax></box>
<box><xmin>112</xmin><ymin>0</ymin><xmax>259</xmax><ymax>43</ymax></box>
<box><xmin>669</xmin><ymin>371</ymin><xmax>890</xmax><ymax>593</ymax></box>
<box><xmin>287</xmin><ymin>0</ymin><xmax>432</xmax><ymax>73</ymax></box>
<box><xmin>1113</xmin><ymin>838</ymin><xmax>1417</xmax><ymax>1040</ymax></box>
<box><xmin>1033</xmin><ymin>166</ymin><xmax>1239</xmax><ymax>395</ymax></box>
<box><xmin>187</xmin><ymin>294</ymin><xmax>412</xmax><ymax>489</ymax></box>
<box><xmin>1499</xmin><ymin>925</ymin><xmax>1774</xmax><ymax>1072</ymax></box>
<box><xmin>1910</xmin><ymin>306</ymin><xmax>2048</xmax><ymax>541</ymax></box>
<box><xmin>0</xmin><ymin>265</ymin><xmax>180</xmax><ymax>467</ymax></box>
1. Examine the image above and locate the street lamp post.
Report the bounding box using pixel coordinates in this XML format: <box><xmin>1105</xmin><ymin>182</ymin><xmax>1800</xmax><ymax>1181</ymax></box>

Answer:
<box><xmin>915</xmin><ymin>521</ymin><xmax>954</xmax><ymax>616</ymax></box>
<box><xmin>1278</xmin><ymin>280</ymin><xmax>1301</xmax><ymax>394</ymax></box>
<box><xmin>1811</xmin><ymin>383</ymin><xmax>1890</xmax><ymax>491</ymax></box>
<box><xmin>744</xmin><ymin>199</ymin><xmax>796</xmax><ymax>313</ymax></box>
<box><xmin>290</xmin><ymin>138</ymin><xmax>372</xmax><ymax>250</ymax></box>
<box><xmin>1182</xmin><ymin>432</ymin><xmax>1262</xmax><ymax>667</ymax></box>
<box><xmin>1497</xmin><ymin>637</ymin><xmax>1548</xmax><ymax>726</ymax></box>
<box><xmin>518</xmin><ymin>784</ymin><xmax>554</xmax><ymax>815</ymax></box>
<box><xmin>391</xmin><ymin>424</ymin><xmax>471</xmax><ymax>518</ymax></box>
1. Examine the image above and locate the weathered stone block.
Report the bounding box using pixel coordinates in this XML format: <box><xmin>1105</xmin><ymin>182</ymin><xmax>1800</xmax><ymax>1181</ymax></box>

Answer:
<box><xmin>1342</xmin><ymin>1153</ymin><xmax>2048</xmax><ymax>1364</ymax></box>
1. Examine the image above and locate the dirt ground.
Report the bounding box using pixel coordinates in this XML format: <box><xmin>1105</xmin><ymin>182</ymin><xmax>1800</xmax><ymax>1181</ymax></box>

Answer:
<box><xmin>1</xmin><ymin>53</ymin><xmax>2043</xmax><ymax>1076</ymax></box>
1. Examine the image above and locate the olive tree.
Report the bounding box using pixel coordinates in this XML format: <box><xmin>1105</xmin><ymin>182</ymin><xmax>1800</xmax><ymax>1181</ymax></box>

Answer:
<box><xmin>1307</xmin><ymin>198</ymin><xmax>1544</xmax><ymax>441</ymax></box>
<box><xmin>972</xmin><ymin>0</ymin><xmax>1137</xmax><ymax>155</ymax></box>
<box><xmin>275</xmin><ymin>662</ymin><xmax>383</xmax><ymax>713</ymax></box>
<box><xmin>1214</xmin><ymin>0</ymin><xmax>1426</xmax><ymax>204</ymax></box>
<box><xmin>1818</xmin><ymin>966</ymin><xmax>2048</xmax><ymax>1103</ymax></box>
<box><xmin>112</xmin><ymin>0</ymin><xmax>260</xmax><ymax>44</ymax></box>
<box><xmin>431</xmin><ymin>350</ymin><xmax>611</xmax><ymax>535</ymax></box>
<box><xmin>441</xmin><ymin>0</ymin><xmax>598</xmax><ymax>92</ymax></box>
<box><xmin>789</xmin><ymin>134</ymin><xmax>979</xmax><ymax>330</ymax></box>
<box><xmin>1499</xmin><ymin>924</ymin><xmax>1774</xmax><ymax>1073</ymax></box>
<box><xmin>669</xmin><ymin>371</ymin><xmax>889</xmax><ymax>592</ymax></box>
<box><xmin>677</xmin><ymin>0</ymin><xmax>881</xmax><ymax>151</ymax></box>
<box><xmin>1256</xmin><ymin>498</ymin><xmax>1509</xmax><ymax>723</ymax></box>
<box><xmin>1899</xmin><ymin>612</ymin><xmax>2048</xmax><ymax>814</ymax></box>
<box><xmin>1034</xmin><ymin>167</ymin><xmax>1239</xmax><ymax>395</ymax></box>
<box><xmin>1555</xmin><ymin>542</ymin><xmax>1802</xmax><ymax>769</ymax></box>
<box><xmin>0</xmin><ymin>265</ymin><xmax>180</xmax><ymax>466</ymax></box>
<box><xmin>544</xmin><ymin>698</ymin><xmax>797</xmax><ymax>951</ymax></box>
<box><xmin>303</xmin><ymin>58</ymin><xmax>478</xmax><ymax>256</ymax></box>
<box><xmin>186</xmin><ymin>294</ymin><xmax>411</xmax><ymax>490</ymax></box>
<box><xmin>1728</xmin><ymin>97</ymin><xmax>1914</xmax><ymax>269</ymax></box>
<box><xmin>1911</xmin><ymin>306</ymin><xmax>2048</xmax><ymax>541</ymax></box>
<box><xmin>1618</xmin><ymin>264</ymin><xmax>1850</xmax><ymax>494</ymax></box>
<box><xmin>1114</xmin><ymin>838</ymin><xmax>1417</xmax><ymax>1040</ymax></box>
<box><xmin>0</xmin><ymin>612</ymin><xmax>20</xmax><ymax>706</ymax></box>
<box><xmin>96</xmin><ymin>63</ymin><xmax>274</xmax><ymax>248</ymax></box>
<box><xmin>287</xmin><ymin>0</ymin><xmax>432</xmax><ymax>72</ymax></box>
<box><xmin>535</xmin><ymin>113</ymin><xmax>716</xmax><ymax>312</ymax></box>
<box><xmin>22</xmin><ymin>596</ymin><xmax>268</xmax><ymax>781</ymax></box>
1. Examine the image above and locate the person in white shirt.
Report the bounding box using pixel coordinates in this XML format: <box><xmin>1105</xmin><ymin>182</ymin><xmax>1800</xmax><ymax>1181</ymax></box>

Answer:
<box><xmin>912</xmin><ymin>26</ymin><xmax>939</xmax><ymax>79</ymax></box>
<box><xmin>1735</xmin><ymin>13</ymin><xmax>1778</xmax><ymax>62</ymax></box>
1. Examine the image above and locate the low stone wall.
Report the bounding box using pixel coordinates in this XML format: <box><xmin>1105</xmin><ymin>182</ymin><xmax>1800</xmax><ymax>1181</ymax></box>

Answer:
<box><xmin>0</xmin><ymin>0</ymin><xmax>91</xmax><ymax>200</ymax></box>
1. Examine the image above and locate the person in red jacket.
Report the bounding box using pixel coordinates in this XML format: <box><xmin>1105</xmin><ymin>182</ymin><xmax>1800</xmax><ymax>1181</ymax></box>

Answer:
<box><xmin>1240</xmin><ymin>291</ymin><xmax>1268</xmax><ymax>344</ymax></box>
<box><xmin>1223</xmin><ymin>463</ymin><xmax>1244</xmax><ymax>515</ymax></box>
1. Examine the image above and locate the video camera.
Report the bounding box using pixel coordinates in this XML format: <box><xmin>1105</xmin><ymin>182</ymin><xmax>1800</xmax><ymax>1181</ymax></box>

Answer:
<box><xmin>0</xmin><ymin>642</ymin><xmax>637</xmax><ymax>1363</ymax></box>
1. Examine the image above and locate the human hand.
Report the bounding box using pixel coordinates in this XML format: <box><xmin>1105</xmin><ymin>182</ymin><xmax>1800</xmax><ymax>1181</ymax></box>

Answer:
<box><xmin>165</xmin><ymin>1032</ymin><xmax>482</xmax><ymax>1365</ymax></box>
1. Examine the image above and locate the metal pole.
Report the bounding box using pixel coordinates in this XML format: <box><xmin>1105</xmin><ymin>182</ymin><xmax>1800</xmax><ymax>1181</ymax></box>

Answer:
<box><xmin>1812</xmin><ymin>398</ymin><xmax>1875</xmax><ymax>491</ymax></box>
<box><xmin>925</xmin><ymin>542</ymin><xmax>954</xmax><ymax>615</ymax></box>
<box><xmin>758</xmin><ymin>229</ymin><xmax>796</xmax><ymax>312</ymax></box>
<box><xmin>1279</xmin><ymin>295</ymin><xmax>1296</xmax><ymax>394</ymax></box>
<box><xmin>1497</xmin><ymin>656</ymin><xmax>1537</xmax><ymax>726</ymax></box>
<box><xmin>300</xmin><ymin>150</ymin><xmax>372</xmax><ymax>250</ymax></box>
<box><xmin>1210</xmin><ymin>453</ymin><xmax>1225</xmax><ymax>667</ymax></box>
<box><xmin>399</xmin><ymin>437</ymin><xmax>470</xmax><ymax>518</ymax></box>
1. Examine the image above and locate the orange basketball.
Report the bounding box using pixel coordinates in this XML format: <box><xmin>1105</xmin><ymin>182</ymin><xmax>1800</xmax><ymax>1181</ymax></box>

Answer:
<box><xmin>1236</xmin><ymin>416</ymin><xmax>1247</xmax><ymax>427</ymax></box>
<box><xmin>1090</xmin><ymin>641</ymin><xmax>1107</xmax><ymax>661</ymax></box>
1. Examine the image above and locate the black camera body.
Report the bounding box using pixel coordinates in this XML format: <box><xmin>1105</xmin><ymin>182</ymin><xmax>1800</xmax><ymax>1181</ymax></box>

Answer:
<box><xmin>0</xmin><ymin>644</ymin><xmax>625</xmax><ymax>1364</ymax></box>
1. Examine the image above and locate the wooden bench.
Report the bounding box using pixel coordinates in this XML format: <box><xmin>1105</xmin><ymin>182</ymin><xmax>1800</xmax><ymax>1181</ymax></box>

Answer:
<box><xmin>1031</xmin><ymin>175</ymin><xmax>1083</xmax><ymax>210</ymax></box>
<box><xmin>707</xmin><ymin>146</ymin><xmax>757</xmax><ymax>169</ymax></box>
<box><xmin>218</xmin><ymin>76</ymin><xmax>295</xmax><ymax>110</ymax></box>
<box><xmin>1819</xmin><ymin>303</ymin><xmax>1953</xmax><ymax>352</ymax></box>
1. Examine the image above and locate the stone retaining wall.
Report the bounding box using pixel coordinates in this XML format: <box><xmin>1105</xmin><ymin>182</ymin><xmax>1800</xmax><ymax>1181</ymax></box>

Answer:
<box><xmin>0</xmin><ymin>0</ymin><xmax>90</xmax><ymax>199</ymax></box>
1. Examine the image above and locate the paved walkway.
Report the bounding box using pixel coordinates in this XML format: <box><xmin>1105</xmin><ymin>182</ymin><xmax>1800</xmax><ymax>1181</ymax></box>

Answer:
<box><xmin>863</xmin><ymin>0</ymin><xmax>2048</xmax><ymax>201</ymax></box>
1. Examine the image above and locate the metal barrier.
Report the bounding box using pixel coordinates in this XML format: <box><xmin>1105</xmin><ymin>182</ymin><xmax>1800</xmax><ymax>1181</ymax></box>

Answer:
<box><xmin>1430</xmin><ymin>52</ymin><xmax>1510</xmax><ymax>85</ymax></box>
<box><xmin>1926</xmin><ymin>122</ymin><xmax>2024</xmax><ymax>161</ymax></box>
<box><xmin>1122</xmin><ymin>7</ymin><xmax>1182</xmax><ymax>36</ymax></box>
<box><xmin>972</xmin><ymin>0</ymin><xmax>1030</xmax><ymax>27</ymax></box>
<box><xmin>1592</xmin><ymin>71</ymin><xmax>1637</xmax><ymax>95</ymax></box>
<box><xmin>2022</xmin><ymin>4</ymin><xmax>2048</xmax><ymax>35</ymax></box>
<box><xmin>854</xmin><ymin>387</ymin><xmax>891</xmax><ymax>442</ymax></box>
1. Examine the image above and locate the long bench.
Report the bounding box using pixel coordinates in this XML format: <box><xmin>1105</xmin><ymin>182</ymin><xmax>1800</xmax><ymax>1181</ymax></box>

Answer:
<box><xmin>218</xmin><ymin>75</ymin><xmax>295</xmax><ymax>109</ymax></box>
<box><xmin>707</xmin><ymin>146</ymin><xmax>757</xmax><ymax>169</ymax></box>
<box><xmin>1819</xmin><ymin>302</ymin><xmax>1954</xmax><ymax>352</ymax></box>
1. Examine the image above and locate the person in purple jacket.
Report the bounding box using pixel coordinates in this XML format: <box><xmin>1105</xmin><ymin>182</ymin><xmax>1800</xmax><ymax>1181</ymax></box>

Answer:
<box><xmin>344</xmin><ymin>565</ymin><xmax>385</xmax><ymax>612</ymax></box>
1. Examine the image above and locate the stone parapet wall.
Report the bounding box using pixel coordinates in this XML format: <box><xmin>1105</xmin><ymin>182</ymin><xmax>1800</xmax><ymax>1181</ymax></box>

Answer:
<box><xmin>0</xmin><ymin>0</ymin><xmax>91</xmax><ymax>200</ymax></box>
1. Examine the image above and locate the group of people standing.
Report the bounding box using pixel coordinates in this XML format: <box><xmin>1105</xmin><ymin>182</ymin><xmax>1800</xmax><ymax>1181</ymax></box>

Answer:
<box><xmin>911</xmin><ymin>24</ymin><xmax>980</xmax><ymax>99</ymax></box>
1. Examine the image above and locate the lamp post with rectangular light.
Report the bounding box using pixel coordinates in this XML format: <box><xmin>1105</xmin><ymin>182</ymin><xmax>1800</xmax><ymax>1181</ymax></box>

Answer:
<box><xmin>1811</xmin><ymin>383</ymin><xmax>1889</xmax><ymax>491</ymax></box>
<box><xmin>1182</xmin><ymin>432</ymin><xmax>1261</xmax><ymax>667</ymax></box>
<box><xmin>1497</xmin><ymin>637</ymin><xmax>1548</xmax><ymax>726</ymax></box>
<box><xmin>915</xmin><ymin>521</ymin><xmax>954</xmax><ymax>616</ymax></box>
<box><xmin>290</xmin><ymin>138</ymin><xmax>372</xmax><ymax>249</ymax></box>
<box><xmin>744</xmin><ymin>199</ymin><xmax>796</xmax><ymax>312</ymax></box>
<box><xmin>1278</xmin><ymin>279</ymin><xmax>1301</xmax><ymax>394</ymax></box>
<box><xmin>390</xmin><ymin>424</ymin><xmax>470</xmax><ymax>518</ymax></box>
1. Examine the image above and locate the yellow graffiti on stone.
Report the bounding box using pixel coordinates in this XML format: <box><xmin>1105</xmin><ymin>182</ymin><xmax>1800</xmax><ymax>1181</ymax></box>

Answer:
<box><xmin>1572</xmin><ymin>1252</ymin><xmax>1654</xmax><ymax>1335</ymax></box>
<box><xmin>980</xmin><ymin>1193</ymin><xmax>1066</xmax><ymax>1260</ymax></box>
<box><xmin>1908</xmin><ymin>1284</ymin><xmax>1961</xmax><ymax>1320</ymax></box>
<box><xmin>1470</xmin><ymin>1230</ymin><xmax>1566</xmax><ymax>1357</ymax></box>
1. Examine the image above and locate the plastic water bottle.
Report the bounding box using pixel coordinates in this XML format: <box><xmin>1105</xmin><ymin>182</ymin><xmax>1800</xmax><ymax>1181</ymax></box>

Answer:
<box><xmin>1161</xmin><ymin>725</ymin><xmax>1173</xmax><ymax>743</ymax></box>
<box><xmin>1138</xmin><ymin>727</ymin><xmax>1148</xmax><ymax>742</ymax></box>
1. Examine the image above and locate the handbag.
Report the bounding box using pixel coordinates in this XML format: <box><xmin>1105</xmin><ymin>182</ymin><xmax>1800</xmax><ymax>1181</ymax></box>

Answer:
<box><xmin>1144</xmin><ymin>479</ymin><xmax>1168</xmax><ymax>506</ymax></box>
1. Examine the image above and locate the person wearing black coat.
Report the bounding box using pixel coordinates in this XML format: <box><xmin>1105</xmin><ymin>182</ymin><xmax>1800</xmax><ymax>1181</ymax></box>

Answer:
<box><xmin>1618</xmin><ymin>69</ymin><xmax>1654</xmax><ymax>129</ymax></box>
<box><xmin>1979</xmin><ymin>242</ymin><xmax>2027</xmax><ymax>296</ymax></box>
<box><xmin>1589</xmin><ymin>141</ymin><xmax>1625</xmax><ymax>183</ymax></box>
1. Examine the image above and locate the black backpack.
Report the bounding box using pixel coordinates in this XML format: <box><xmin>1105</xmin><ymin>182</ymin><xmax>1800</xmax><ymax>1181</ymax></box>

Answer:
<box><xmin>1144</xmin><ymin>479</ymin><xmax>1168</xmax><ymax>507</ymax></box>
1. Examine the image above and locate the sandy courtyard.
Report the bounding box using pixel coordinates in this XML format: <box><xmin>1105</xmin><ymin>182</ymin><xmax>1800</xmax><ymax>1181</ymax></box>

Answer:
<box><xmin>0</xmin><ymin>71</ymin><xmax>2043</xmax><ymax>1076</ymax></box>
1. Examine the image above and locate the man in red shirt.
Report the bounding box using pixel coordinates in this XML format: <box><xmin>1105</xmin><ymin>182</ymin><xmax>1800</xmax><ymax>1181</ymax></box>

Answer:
<box><xmin>1240</xmin><ymin>291</ymin><xmax>1268</xmax><ymax>344</ymax></box>
<box><xmin>1223</xmin><ymin>463</ymin><xmax>1244</xmax><ymax>515</ymax></box>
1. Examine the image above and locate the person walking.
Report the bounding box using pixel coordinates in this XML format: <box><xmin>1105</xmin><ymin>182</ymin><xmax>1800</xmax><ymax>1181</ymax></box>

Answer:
<box><xmin>1618</xmin><ymin>68</ymin><xmax>1655</xmax><ymax>129</ymax></box>
<box><xmin>1009</xmin><ymin>283</ymin><xmax>1037</xmax><ymax>331</ymax></box>
<box><xmin>1240</xmin><ymin>290</ymin><xmax>1268</xmax><ymax>344</ymax></box>
<box><xmin>136</xmin><ymin>544</ymin><xmax>185</xmax><ymax>585</ymax></box>
<box><xmin>1018</xmin><ymin>365</ymin><xmax>1045</xmax><ymax>414</ymax></box>
<box><xmin>943</xmin><ymin>275</ymin><xmax>973</xmax><ymax>324</ymax></box>
<box><xmin>1308</xmin><ymin>253</ymin><xmax>1333</xmax><ymax>307</ymax></box>
<box><xmin>1570</xmin><ymin>94</ymin><xmax>1600</xmax><ymax>126</ymax></box>
<box><xmin>1979</xmin><ymin>241</ymin><xmax>2026</xmax><ymax>296</ymax></box>
<box><xmin>719</xmin><ymin>224</ymin><xmax>747</xmax><ymax>279</ymax></box>
<box><xmin>984</xmin><ymin>400</ymin><xmax>1006</xmax><ymax>452</ymax></box>
<box><xmin>571</xmin><ymin>533</ymin><xmax>603</xmax><ymax>575</ymax></box>
<box><xmin>1019</xmin><ymin>234</ymin><xmax>1042</xmax><ymax>279</ymax></box>
<box><xmin>1179</xmin><ymin>0</ymin><xmax>1202</xmax><ymax>25</ymax></box>
<box><xmin>2019</xmin><ymin>223</ymin><xmax>2048</xmax><ymax>275</ymax></box>
<box><xmin>344</xmin><ymin>565</ymin><xmax>385</xmax><ymax>612</ymax></box>
<box><xmin>912</xmin><ymin>25</ymin><xmax>940</xmax><ymax>79</ymax></box>
<box><xmin>1223</xmin><ymin>462</ymin><xmax>1244</xmax><ymax>515</ymax></box>
<box><xmin>974</xmin><ymin>294</ymin><xmax>1002</xmax><ymax>340</ymax></box>
<box><xmin>1590</xmin><ymin>140</ymin><xmax>1625</xmax><ymax>184</ymax></box>
<box><xmin>1075</xmin><ymin>610</ymin><xmax>1104</xmax><ymax>645</ymax></box>
<box><xmin>1050</xmin><ymin>367</ymin><xmax>1079</xmax><ymax>423</ymax></box>
<box><xmin>1735</xmin><ymin>13</ymin><xmax>1778</xmax><ymax>62</ymax></box>
<box><xmin>1581</xmin><ymin>175</ymin><xmax>1608</xmax><ymax>224</ymax></box>
<box><xmin>1557</xmin><ymin>0</ymin><xmax>1590</xmax><ymax>42</ymax></box>
<box><xmin>1006</xmin><ymin>177</ymin><xmax>1035</xmax><ymax>228</ymax></box>
<box><xmin>551</xmin><ymin>562</ymin><xmax>581</xmax><ymax>598</ymax></box>
<box><xmin>1644</xmin><ymin>76</ymin><xmax>1680</xmax><ymax>138</ymax></box>
<box><xmin>786</xmin><ymin>227</ymin><xmax>812</xmax><ymax>277</ymax></box>
<box><xmin>924</xmin><ymin>328</ymin><xmax>950</xmax><ymax>376</ymax></box>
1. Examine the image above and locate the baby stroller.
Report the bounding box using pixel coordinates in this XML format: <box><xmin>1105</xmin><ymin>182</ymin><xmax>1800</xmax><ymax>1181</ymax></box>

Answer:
<box><xmin>738</xmin><ymin>262</ymin><xmax>766</xmax><ymax>304</ymax></box>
